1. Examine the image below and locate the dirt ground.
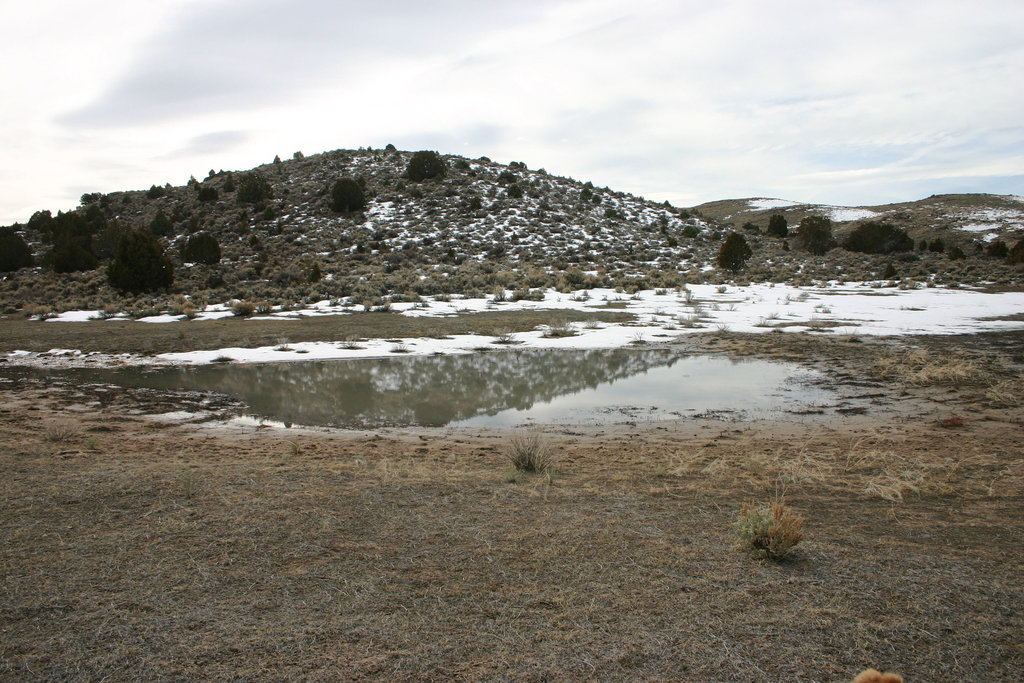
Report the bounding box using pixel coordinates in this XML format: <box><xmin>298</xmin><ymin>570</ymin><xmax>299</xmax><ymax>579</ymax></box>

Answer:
<box><xmin>1</xmin><ymin>325</ymin><xmax>1022</xmax><ymax>681</ymax></box>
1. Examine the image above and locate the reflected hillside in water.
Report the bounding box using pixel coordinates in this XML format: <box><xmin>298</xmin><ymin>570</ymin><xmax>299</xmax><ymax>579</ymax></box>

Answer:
<box><xmin>64</xmin><ymin>348</ymin><xmax>686</xmax><ymax>428</ymax></box>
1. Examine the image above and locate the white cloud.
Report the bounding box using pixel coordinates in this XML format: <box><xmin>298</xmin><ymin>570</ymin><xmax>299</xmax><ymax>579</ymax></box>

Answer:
<box><xmin>1</xmin><ymin>0</ymin><xmax>1021</xmax><ymax>223</ymax></box>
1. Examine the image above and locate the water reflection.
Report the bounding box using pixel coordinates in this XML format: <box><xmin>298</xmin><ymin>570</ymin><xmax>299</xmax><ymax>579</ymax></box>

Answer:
<box><xmin>42</xmin><ymin>348</ymin><xmax>832</xmax><ymax>428</ymax></box>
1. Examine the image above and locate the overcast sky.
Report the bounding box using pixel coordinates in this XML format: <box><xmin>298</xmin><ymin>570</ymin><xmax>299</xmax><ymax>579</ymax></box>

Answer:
<box><xmin>2</xmin><ymin>0</ymin><xmax>1022</xmax><ymax>224</ymax></box>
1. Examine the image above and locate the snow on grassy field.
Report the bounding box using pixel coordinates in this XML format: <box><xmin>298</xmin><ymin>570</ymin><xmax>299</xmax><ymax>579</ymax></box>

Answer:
<box><xmin>15</xmin><ymin>282</ymin><xmax>1022</xmax><ymax>367</ymax></box>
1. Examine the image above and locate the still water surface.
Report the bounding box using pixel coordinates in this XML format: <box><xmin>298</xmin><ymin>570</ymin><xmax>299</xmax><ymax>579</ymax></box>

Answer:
<box><xmin>40</xmin><ymin>348</ymin><xmax>834</xmax><ymax>428</ymax></box>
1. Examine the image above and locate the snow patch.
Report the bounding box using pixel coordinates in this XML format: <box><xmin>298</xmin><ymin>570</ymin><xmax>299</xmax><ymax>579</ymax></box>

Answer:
<box><xmin>747</xmin><ymin>198</ymin><xmax>800</xmax><ymax>211</ymax></box>
<box><xmin>823</xmin><ymin>207</ymin><xmax>879</xmax><ymax>222</ymax></box>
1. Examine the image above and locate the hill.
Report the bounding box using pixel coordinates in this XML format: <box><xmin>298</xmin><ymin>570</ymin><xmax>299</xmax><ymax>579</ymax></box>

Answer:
<box><xmin>2</xmin><ymin>147</ymin><xmax>1022</xmax><ymax>316</ymax></box>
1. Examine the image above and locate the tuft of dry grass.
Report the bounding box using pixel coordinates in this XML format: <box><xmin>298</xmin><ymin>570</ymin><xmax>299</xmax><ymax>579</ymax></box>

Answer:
<box><xmin>660</xmin><ymin>434</ymin><xmax>1004</xmax><ymax>503</ymax></box>
<box><xmin>505</xmin><ymin>433</ymin><xmax>554</xmax><ymax>473</ymax></box>
<box><xmin>871</xmin><ymin>348</ymin><xmax>980</xmax><ymax>386</ymax></box>
<box><xmin>984</xmin><ymin>375</ymin><xmax>1022</xmax><ymax>407</ymax></box>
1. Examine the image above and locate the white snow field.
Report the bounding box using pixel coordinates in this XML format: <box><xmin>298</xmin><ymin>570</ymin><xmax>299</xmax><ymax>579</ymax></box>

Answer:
<box><xmin>14</xmin><ymin>282</ymin><xmax>1022</xmax><ymax>367</ymax></box>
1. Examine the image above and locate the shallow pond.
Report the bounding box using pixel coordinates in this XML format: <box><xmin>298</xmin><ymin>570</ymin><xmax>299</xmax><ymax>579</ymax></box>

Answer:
<box><xmin>23</xmin><ymin>348</ymin><xmax>837</xmax><ymax>428</ymax></box>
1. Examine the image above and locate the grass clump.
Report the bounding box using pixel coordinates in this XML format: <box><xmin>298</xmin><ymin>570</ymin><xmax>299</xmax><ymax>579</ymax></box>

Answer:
<box><xmin>542</xmin><ymin>320</ymin><xmax>576</xmax><ymax>338</ymax></box>
<box><xmin>505</xmin><ymin>433</ymin><xmax>553</xmax><ymax>474</ymax></box>
<box><xmin>734</xmin><ymin>496</ymin><xmax>804</xmax><ymax>561</ymax></box>
<box><xmin>872</xmin><ymin>349</ymin><xmax>978</xmax><ymax>386</ymax></box>
<box><xmin>44</xmin><ymin>420</ymin><xmax>81</xmax><ymax>443</ymax></box>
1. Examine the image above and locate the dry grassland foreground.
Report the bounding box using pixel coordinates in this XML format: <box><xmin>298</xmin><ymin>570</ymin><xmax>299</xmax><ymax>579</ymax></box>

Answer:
<box><xmin>1</xmin><ymin>331</ymin><xmax>1022</xmax><ymax>681</ymax></box>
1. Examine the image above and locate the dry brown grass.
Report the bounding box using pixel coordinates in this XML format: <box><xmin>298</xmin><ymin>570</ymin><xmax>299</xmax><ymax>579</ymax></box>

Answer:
<box><xmin>657</xmin><ymin>434</ymin><xmax>1013</xmax><ymax>503</ymax></box>
<box><xmin>871</xmin><ymin>348</ymin><xmax>981</xmax><ymax>386</ymax></box>
<box><xmin>1</xmin><ymin>331</ymin><xmax>1022</xmax><ymax>680</ymax></box>
<box><xmin>985</xmin><ymin>374</ymin><xmax>1023</xmax><ymax>407</ymax></box>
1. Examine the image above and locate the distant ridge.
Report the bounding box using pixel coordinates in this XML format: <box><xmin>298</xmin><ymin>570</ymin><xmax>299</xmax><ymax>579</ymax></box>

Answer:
<box><xmin>2</xmin><ymin>148</ymin><xmax>1021</xmax><ymax>313</ymax></box>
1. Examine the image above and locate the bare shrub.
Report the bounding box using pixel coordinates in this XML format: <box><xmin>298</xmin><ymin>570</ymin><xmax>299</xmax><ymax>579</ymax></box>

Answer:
<box><xmin>44</xmin><ymin>421</ymin><xmax>81</xmax><ymax>443</ymax></box>
<box><xmin>492</xmin><ymin>329</ymin><xmax>518</xmax><ymax>345</ymax></box>
<box><xmin>542</xmin><ymin>320</ymin><xmax>575</xmax><ymax>338</ymax></box>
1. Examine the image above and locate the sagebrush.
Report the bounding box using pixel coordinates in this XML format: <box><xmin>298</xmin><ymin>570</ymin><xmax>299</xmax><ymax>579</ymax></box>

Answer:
<box><xmin>734</xmin><ymin>497</ymin><xmax>805</xmax><ymax>561</ymax></box>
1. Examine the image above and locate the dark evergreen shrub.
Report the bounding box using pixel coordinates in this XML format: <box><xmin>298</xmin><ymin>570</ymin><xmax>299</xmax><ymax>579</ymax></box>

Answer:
<box><xmin>718</xmin><ymin>232</ymin><xmax>752</xmax><ymax>272</ymax></box>
<box><xmin>497</xmin><ymin>170</ymin><xmax>517</xmax><ymax>184</ymax></box>
<box><xmin>149</xmin><ymin>209</ymin><xmax>173</xmax><ymax>236</ymax></box>
<box><xmin>107</xmin><ymin>230</ymin><xmax>174</xmax><ymax>294</ymax></box>
<box><xmin>986</xmin><ymin>240</ymin><xmax>1009</xmax><ymax>258</ymax></box>
<box><xmin>182</xmin><ymin>232</ymin><xmax>221</xmax><ymax>264</ymax></box>
<box><xmin>947</xmin><ymin>245</ymin><xmax>966</xmax><ymax>260</ymax></box>
<box><xmin>795</xmin><ymin>216</ymin><xmax>835</xmax><ymax>255</ymax></box>
<box><xmin>682</xmin><ymin>225</ymin><xmax>700</xmax><ymax>238</ymax></box>
<box><xmin>406</xmin><ymin>151</ymin><xmax>446</xmax><ymax>181</ymax></box>
<box><xmin>146</xmin><ymin>184</ymin><xmax>166</xmax><ymax>199</ymax></box>
<box><xmin>767</xmin><ymin>214</ymin><xmax>788</xmax><ymax>238</ymax></box>
<box><xmin>43</xmin><ymin>242</ymin><xmax>98</xmax><ymax>273</ymax></box>
<box><xmin>330</xmin><ymin>178</ymin><xmax>366</xmax><ymax>212</ymax></box>
<box><xmin>223</xmin><ymin>173</ymin><xmax>236</xmax><ymax>192</ymax></box>
<box><xmin>236</xmin><ymin>172</ymin><xmax>272</xmax><ymax>203</ymax></box>
<box><xmin>1007</xmin><ymin>239</ymin><xmax>1024</xmax><ymax>265</ymax></box>
<box><xmin>883</xmin><ymin>262</ymin><xmax>897</xmax><ymax>278</ymax></box>
<box><xmin>842</xmin><ymin>221</ymin><xmax>913</xmax><ymax>254</ymax></box>
<box><xmin>197</xmin><ymin>186</ymin><xmax>219</xmax><ymax>202</ymax></box>
<box><xmin>507</xmin><ymin>183</ymin><xmax>523</xmax><ymax>199</ymax></box>
<box><xmin>928</xmin><ymin>238</ymin><xmax>945</xmax><ymax>253</ymax></box>
<box><xmin>27</xmin><ymin>210</ymin><xmax>52</xmax><ymax>231</ymax></box>
<box><xmin>40</xmin><ymin>211</ymin><xmax>100</xmax><ymax>272</ymax></box>
<box><xmin>92</xmin><ymin>220</ymin><xmax>130</xmax><ymax>260</ymax></box>
<box><xmin>580</xmin><ymin>187</ymin><xmax>594</xmax><ymax>202</ymax></box>
<box><xmin>0</xmin><ymin>228</ymin><xmax>32</xmax><ymax>271</ymax></box>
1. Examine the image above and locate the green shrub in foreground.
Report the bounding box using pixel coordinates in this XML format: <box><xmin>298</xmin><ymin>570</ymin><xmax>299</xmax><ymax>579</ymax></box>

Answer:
<box><xmin>734</xmin><ymin>497</ymin><xmax>804</xmax><ymax>561</ymax></box>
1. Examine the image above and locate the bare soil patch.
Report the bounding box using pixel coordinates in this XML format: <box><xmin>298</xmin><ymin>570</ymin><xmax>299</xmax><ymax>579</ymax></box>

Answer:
<box><xmin>1</xmin><ymin>331</ymin><xmax>1022</xmax><ymax>681</ymax></box>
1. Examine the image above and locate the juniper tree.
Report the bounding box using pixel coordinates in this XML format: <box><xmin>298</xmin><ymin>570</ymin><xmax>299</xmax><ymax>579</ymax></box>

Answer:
<box><xmin>718</xmin><ymin>232</ymin><xmax>753</xmax><ymax>272</ymax></box>
<box><xmin>107</xmin><ymin>230</ymin><xmax>174</xmax><ymax>294</ymax></box>
<box><xmin>236</xmin><ymin>172</ymin><xmax>272</xmax><ymax>203</ymax></box>
<box><xmin>842</xmin><ymin>222</ymin><xmax>913</xmax><ymax>254</ymax></box>
<box><xmin>795</xmin><ymin>216</ymin><xmax>835</xmax><ymax>255</ymax></box>
<box><xmin>767</xmin><ymin>214</ymin><xmax>788</xmax><ymax>238</ymax></box>
<box><xmin>406</xmin><ymin>151</ymin><xmax>446</xmax><ymax>182</ymax></box>
<box><xmin>330</xmin><ymin>178</ymin><xmax>366</xmax><ymax>212</ymax></box>
<box><xmin>0</xmin><ymin>228</ymin><xmax>32</xmax><ymax>271</ymax></box>
<box><xmin>181</xmin><ymin>232</ymin><xmax>221</xmax><ymax>264</ymax></box>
